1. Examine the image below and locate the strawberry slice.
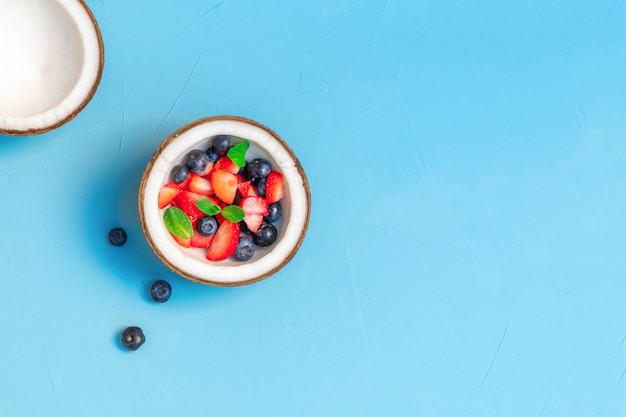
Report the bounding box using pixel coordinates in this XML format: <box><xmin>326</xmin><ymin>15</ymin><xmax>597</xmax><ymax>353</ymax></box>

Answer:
<box><xmin>205</xmin><ymin>195</ymin><xmax>222</xmax><ymax>206</ymax></box>
<box><xmin>237</xmin><ymin>181</ymin><xmax>257</xmax><ymax>198</ymax></box>
<box><xmin>190</xmin><ymin>232</ymin><xmax>214</xmax><ymax>248</ymax></box>
<box><xmin>175</xmin><ymin>175</ymin><xmax>192</xmax><ymax>190</ymax></box>
<box><xmin>240</xmin><ymin>196</ymin><xmax>268</xmax><ymax>216</ymax></box>
<box><xmin>214</xmin><ymin>156</ymin><xmax>240</xmax><ymax>174</ymax></box>
<box><xmin>265</xmin><ymin>171</ymin><xmax>284</xmax><ymax>204</ymax></box>
<box><xmin>206</xmin><ymin>221</ymin><xmax>240</xmax><ymax>261</ymax></box>
<box><xmin>210</xmin><ymin>169</ymin><xmax>238</xmax><ymax>204</ymax></box>
<box><xmin>243</xmin><ymin>214</ymin><xmax>264</xmax><ymax>233</ymax></box>
<box><xmin>215</xmin><ymin>213</ymin><xmax>226</xmax><ymax>224</ymax></box>
<box><xmin>172</xmin><ymin>235</ymin><xmax>190</xmax><ymax>248</ymax></box>
<box><xmin>173</xmin><ymin>191</ymin><xmax>205</xmax><ymax>226</ymax></box>
<box><xmin>188</xmin><ymin>175</ymin><xmax>214</xmax><ymax>196</ymax></box>
<box><xmin>239</xmin><ymin>196</ymin><xmax>268</xmax><ymax>233</ymax></box>
<box><xmin>158</xmin><ymin>183</ymin><xmax>181</xmax><ymax>209</ymax></box>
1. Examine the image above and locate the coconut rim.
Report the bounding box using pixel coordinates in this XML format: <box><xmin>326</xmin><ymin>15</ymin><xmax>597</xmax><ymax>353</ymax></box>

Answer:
<box><xmin>138</xmin><ymin>116</ymin><xmax>311</xmax><ymax>287</ymax></box>
<box><xmin>0</xmin><ymin>0</ymin><xmax>104</xmax><ymax>136</ymax></box>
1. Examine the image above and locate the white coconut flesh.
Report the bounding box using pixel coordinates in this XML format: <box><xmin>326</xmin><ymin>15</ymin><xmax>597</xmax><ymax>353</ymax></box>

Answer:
<box><xmin>0</xmin><ymin>0</ymin><xmax>102</xmax><ymax>134</ymax></box>
<box><xmin>142</xmin><ymin>119</ymin><xmax>309</xmax><ymax>285</ymax></box>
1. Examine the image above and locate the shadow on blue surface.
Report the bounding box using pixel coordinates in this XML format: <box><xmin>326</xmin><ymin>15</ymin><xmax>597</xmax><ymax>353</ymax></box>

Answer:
<box><xmin>81</xmin><ymin>136</ymin><xmax>245</xmax><ymax>307</ymax></box>
<box><xmin>0</xmin><ymin>133</ymin><xmax>51</xmax><ymax>155</ymax></box>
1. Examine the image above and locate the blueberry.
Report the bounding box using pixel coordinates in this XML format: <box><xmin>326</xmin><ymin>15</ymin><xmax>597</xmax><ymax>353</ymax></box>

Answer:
<box><xmin>211</xmin><ymin>135</ymin><xmax>235</xmax><ymax>155</ymax></box>
<box><xmin>170</xmin><ymin>165</ymin><xmax>189</xmax><ymax>183</ymax></box>
<box><xmin>233</xmin><ymin>195</ymin><xmax>242</xmax><ymax>206</ymax></box>
<box><xmin>253</xmin><ymin>222</ymin><xmax>278</xmax><ymax>247</ymax></box>
<box><xmin>121</xmin><ymin>326</ymin><xmax>145</xmax><ymax>351</ymax></box>
<box><xmin>205</xmin><ymin>146</ymin><xmax>220</xmax><ymax>162</ymax></box>
<box><xmin>253</xmin><ymin>176</ymin><xmax>266</xmax><ymax>197</ymax></box>
<box><xmin>265</xmin><ymin>202</ymin><xmax>282</xmax><ymax>223</ymax></box>
<box><xmin>184</xmin><ymin>149</ymin><xmax>211</xmax><ymax>174</ymax></box>
<box><xmin>234</xmin><ymin>235</ymin><xmax>255</xmax><ymax>261</ymax></box>
<box><xmin>150</xmin><ymin>279</ymin><xmax>172</xmax><ymax>303</ymax></box>
<box><xmin>246</xmin><ymin>158</ymin><xmax>272</xmax><ymax>179</ymax></box>
<box><xmin>197</xmin><ymin>216</ymin><xmax>217</xmax><ymax>237</ymax></box>
<box><xmin>108</xmin><ymin>227</ymin><xmax>127</xmax><ymax>246</ymax></box>
<box><xmin>238</xmin><ymin>167</ymin><xmax>249</xmax><ymax>180</ymax></box>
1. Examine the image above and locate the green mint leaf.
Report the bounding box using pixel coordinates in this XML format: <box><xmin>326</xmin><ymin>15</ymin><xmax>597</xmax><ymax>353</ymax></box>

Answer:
<box><xmin>196</xmin><ymin>198</ymin><xmax>221</xmax><ymax>216</ymax></box>
<box><xmin>227</xmin><ymin>139</ymin><xmax>250</xmax><ymax>167</ymax></box>
<box><xmin>163</xmin><ymin>207</ymin><xmax>194</xmax><ymax>239</ymax></box>
<box><xmin>221</xmin><ymin>205</ymin><xmax>245</xmax><ymax>223</ymax></box>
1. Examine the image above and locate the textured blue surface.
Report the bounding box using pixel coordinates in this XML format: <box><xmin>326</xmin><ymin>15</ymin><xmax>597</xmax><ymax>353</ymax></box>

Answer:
<box><xmin>2</xmin><ymin>0</ymin><xmax>626</xmax><ymax>415</ymax></box>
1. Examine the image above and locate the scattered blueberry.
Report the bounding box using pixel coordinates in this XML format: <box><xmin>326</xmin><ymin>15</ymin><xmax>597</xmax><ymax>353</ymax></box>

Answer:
<box><xmin>197</xmin><ymin>216</ymin><xmax>218</xmax><ymax>237</ymax></box>
<box><xmin>233</xmin><ymin>195</ymin><xmax>242</xmax><ymax>206</ymax></box>
<box><xmin>246</xmin><ymin>158</ymin><xmax>272</xmax><ymax>179</ymax></box>
<box><xmin>253</xmin><ymin>222</ymin><xmax>278</xmax><ymax>247</ymax></box>
<box><xmin>265</xmin><ymin>202</ymin><xmax>282</xmax><ymax>223</ymax></box>
<box><xmin>211</xmin><ymin>135</ymin><xmax>235</xmax><ymax>155</ymax></box>
<box><xmin>108</xmin><ymin>227</ymin><xmax>127</xmax><ymax>246</ymax></box>
<box><xmin>150</xmin><ymin>280</ymin><xmax>172</xmax><ymax>303</ymax></box>
<box><xmin>234</xmin><ymin>235</ymin><xmax>255</xmax><ymax>261</ymax></box>
<box><xmin>253</xmin><ymin>176</ymin><xmax>266</xmax><ymax>197</ymax></box>
<box><xmin>184</xmin><ymin>149</ymin><xmax>211</xmax><ymax>174</ymax></box>
<box><xmin>121</xmin><ymin>326</ymin><xmax>145</xmax><ymax>351</ymax></box>
<box><xmin>170</xmin><ymin>165</ymin><xmax>189</xmax><ymax>183</ymax></box>
<box><xmin>205</xmin><ymin>146</ymin><xmax>220</xmax><ymax>162</ymax></box>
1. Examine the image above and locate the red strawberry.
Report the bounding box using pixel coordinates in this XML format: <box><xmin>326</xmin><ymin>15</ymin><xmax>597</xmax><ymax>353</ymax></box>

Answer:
<box><xmin>158</xmin><ymin>183</ymin><xmax>181</xmax><ymax>209</ymax></box>
<box><xmin>175</xmin><ymin>175</ymin><xmax>191</xmax><ymax>190</ymax></box>
<box><xmin>239</xmin><ymin>196</ymin><xmax>268</xmax><ymax>233</ymax></box>
<box><xmin>265</xmin><ymin>171</ymin><xmax>284</xmax><ymax>204</ymax></box>
<box><xmin>190</xmin><ymin>232</ymin><xmax>214</xmax><ymax>248</ymax></box>
<box><xmin>243</xmin><ymin>214</ymin><xmax>264</xmax><ymax>233</ymax></box>
<box><xmin>206</xmin><ymin>221</ymin><xmax>240</xmax><ymax>261</ymax></box>
<box><xmin>237</xmin><ymin>181</ymin><xmax>257</xmax><ymax>198</ymax></box>
<box><xmin>172</xmin><ymin>234</ymin><xmax>190</xmax><ymax>248</ymax></box>
<box><xmin>240</xmin><ymin>196</ymin><xmax>268</xmax><ymax>216</ymax></box>
<box><xmin>188</xmin><ymin>175</ymin><xmax>213</xmax><ymax>196</ymax></box>
<box><xmin>210</xmin><ymin>169</ymin><xmax>238</xmax><ymax>204</ymax></box>
<box><xmin>215</xmin><ymin>213</ymin><xmax>226</xmax><ymax>224</ymax></box>
<box><xmin>206</xmin><ymin>195</ymin><xmax>222</xmax><ymax>206</ymax></box>
<box><xmin>173</xmin><ymin>191</ymin><xmax>205</xmax><ymax>226</ymax></box>
<box><xmin>214</xmin><ymin>156</ymin><xmax>240</xmax><ymax>174</ymax></box>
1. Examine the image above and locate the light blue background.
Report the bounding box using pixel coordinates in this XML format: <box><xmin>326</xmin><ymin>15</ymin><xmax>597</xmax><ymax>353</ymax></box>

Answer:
<box><xmin>2</xmin><ymin>0</ymin><xmax>626</xmax><ymax>415</ymax></box>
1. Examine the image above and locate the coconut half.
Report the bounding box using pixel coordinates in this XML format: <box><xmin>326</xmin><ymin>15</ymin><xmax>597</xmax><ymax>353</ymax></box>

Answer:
<box><xmin>139</xmin><ymin>116</ymin><xmax>311</xmax><ymax>287</ymax></box>
<box><xmin>0</xmin><ymin>0</ymin><xmax>104</xmax><ymax>136</ymax></box>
